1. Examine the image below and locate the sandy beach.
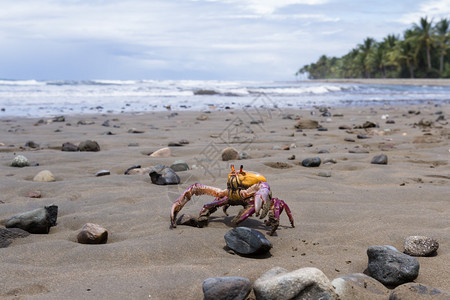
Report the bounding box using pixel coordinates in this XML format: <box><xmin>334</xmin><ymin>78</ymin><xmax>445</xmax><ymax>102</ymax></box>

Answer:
<box><xmin>0</xmin><ymin>102</ymin><xmax>449</xmax><ymax>299</ymax></box>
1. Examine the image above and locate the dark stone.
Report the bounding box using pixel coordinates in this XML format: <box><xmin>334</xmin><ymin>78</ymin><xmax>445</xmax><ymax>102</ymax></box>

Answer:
<box><xmin>78</xmin><ymin>140</ymin><xmax>100</xmax><ymax>152</ymax></box>
<box><xmin>302</xmin><ymin>157</ymin><xmax>321</xmax><ymax>167</ymax></box>
<box><xmin>5</xmin><ymin>205</ymin><xmax>58</xmax><ymax>234</ymax></box>
<box><xmin>101</xmin><ymin>120</ymin><xmax>110</xmax><ymax>127</ymax></box>
<box><xmin>202</xmin><ymin>277</ymin><xmax>252</xmax><ymax>300</ymax></box>
<box><xmin>224</xmin><ymin>227</ymin><xmax>272</xmax><ymax>255</ymax></box>
<box><xmin>168</xmin><ymin>142</ymin><xmax>183</xmax><ymax>147</ymax></box>
<box><xmin>77</xmin><ymin>223</ymin><xmax>108</xmax><ymax>244</ymax></box>
<box><xmin>367</xmin><ymin>245</ymin><xmax>419</xmax><ymax>287</ymax></box>
<box><xmin>149</xmin><ymin>165</ymin><xmax>180</xmax><ymax>185</ymax></box>
<box><xmin>124</xmin><ymin>165</ymin><xmax>141</xmax><ymax>175</ymax></box>
<box><xmin>389</xmin><ymin>283</ymin><xmax>450</xmax><ymax>300</ymax></box>
<box><xmin>339</xmin><ymin>125</ymin><xmax>352</xmax><ymax>130</ymax></box>
<box><xmin>317</xmin><ymin>127</ymin><xmax>328</xmax><ymax>131</ymax></box>
<box><xmin>178</xmin><ymin>139</ymin><xmax>189</xmax><ymax>145</ymax></box>
<box><xmin>357</xmin><ymin>134</ymin><xmax>369</xmax><ymax>139</ymax></box>
<box><xmin>0</xmin><ymin>228</ymin><xmax>30</xmax><ymax>248</ymax></box>
<box><xmin>344</xmin><ymin>138</ymin><xmax>355</xmax><ymax>142</ymax></box>
<box><xmin>318</xmin><ymin>149</ymin><xmax>329</xmax><ymax>154</ymax></box>
<box><xmin>295</xmin><ymin>119</ymin><xmax>319</xmax><ymax>129</ymax></box>
<box><xmin>61</xmin><ymin>142</ymin><xmax>79</xmax><ymax>151</ymax></box>
<box><xmin>362</xmin><ymin>121</ymin><xmax>377</xmax><ymax>128</ymax></box>
<box><xmin>386</xmin><ymin>119</ymin><xmax>396</xmax><ymax>124</ymax></box>
<box><xmin>349</xmin><ymin>148</ymin><xmax>369</xmax><ymax>154</ymax></box>
<box><xmin>371</xmin><ymin>154</ymin><xmax>388</xmax><ymax>165</ymax></box>
<box><xmin>25</xmin><ymin>140</ymin><xmax>39</xmax><ymax>148</ymax></box>
<box><xmin>53</xmin><ymin>116</ymin><xmax>65</xmax><ymax>122</ymax></box>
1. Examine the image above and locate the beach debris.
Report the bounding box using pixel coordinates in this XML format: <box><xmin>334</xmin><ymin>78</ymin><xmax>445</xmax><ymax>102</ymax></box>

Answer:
<box><xmin>26</xmin><ymin>190</ymin><xmax>42</xmax><ymax>198</ymax></box>
<box><xmin>294</xmin><ymin>119</ymin><xmax>319</xmax><ymax>129</ymax></box>
<box><xmin>77</xmin><ymin>223</ymin><xmax>108</xmax><ymax>244</ymax></box>
<box><xmin>169</xmin><ymin>160</ymin><xmax>189</xmax><ymax>172</ymax></box>
<box><xmin>61</xmin><ymin>142</ymin><xmax>79</xmax><ymax>151</ymax></box>
<box><xmin>11</xmin><ymin>155</ymin><xmax>30</xmax><ymax>168</ymax></box>
<box><xmin>78</xmin><ymin>140</ymin><xmax>100</xmax><ymax>152</ymax></box>
<box><xmin>33</xmin><ymin>170</ymin><xmax>56</xmax><ymax>182</ymax></box>
<box><xmin>149</xmin><ymin>147</ymin><xmax>171</xmax><ymax>157</ymax></box>
<box><xmin>221</xmin><ymin>147</ymin><xmax>239</xmax><ymax>161</ymax></box>
<box><xmin>149</xmin><ymin>165</ymin><xmax>180</xmax><ymax>185</ymax></box>
<box><xmin>403</xmin><ymin>236</ymin><xmax>439</xmax><ymax>257</ymax></box>
<box><xmin>253</xmin><ymin>267</ymin><xmax>338</xmax><ymax>300</ymax></box>
<box><xmin>389</xmin><ymin>283</ymin><xmax>450</xmax><ymax>299</ymax></box>
<box><xmin>366</xmin><ymin>245</ymin><xmax>420</xmax><ymax>287</ymax></box>
<box><xmin>301</xmin><ymin>157</ymin><xmax>321</xmax><ymax>167</ymax></box>
<box><xmin>332</xmin><ymin>273</ymin><xmax>389</xmax><ymax>299</ymax></box>
<box><xmin>371</xmin><ymin>154</ymin><xmax>388</xmax><ymax>165</ymax></box>
<box><xmin>171</xmin><ymin>165</ymin><xmax>294</xmax><ymax>236</ymax></box>
<box><xmin>95</xmin><ymin>170</ymin><xmax>110</xmax><ymax>177</ymax></box>
<box><xmin>0</xmin><ymin>228</ymin><xmax>30</xmax><ymax>248</ymax></box>
<box><xmin>5</xmin><ymin>205</ymin><xmax>58</xmax><ymax>234</ymax></box>
<box><xmin>202</xmin><ymin>277</ymin><xmax>252</xmax><ymax>300</ymax></box>
<box><xmin>224</xmin><ymin>227</ymin><xmax>272</xmax><ymax>255</ymax></box>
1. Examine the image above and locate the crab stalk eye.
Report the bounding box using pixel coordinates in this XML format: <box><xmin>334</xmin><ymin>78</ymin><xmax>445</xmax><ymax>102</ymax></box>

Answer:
<box><xmin>231</xmin><ymin>165</ymin><xmax>235</xmax><ymax>172</ymax></box>
<box><xmin>239</xmin><ymin>165</ymin><xmax>244</xmax><ymax>173</ymax></box>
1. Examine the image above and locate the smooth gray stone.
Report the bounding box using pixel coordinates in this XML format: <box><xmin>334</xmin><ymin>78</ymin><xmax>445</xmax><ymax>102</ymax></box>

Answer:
<box><xmin>202</xmin><ymin>277</ymin><xmax>251</xmax><ymax>300</ymax></box>
<box><xmin>5</xmin><ymin>205</ymin><xmax>58</xmax><ymax>234</ymax></box>
<box><xmin>224</xmin><ymin>227</ymin><xmax>272</xmax><ymax>255</ymax></box>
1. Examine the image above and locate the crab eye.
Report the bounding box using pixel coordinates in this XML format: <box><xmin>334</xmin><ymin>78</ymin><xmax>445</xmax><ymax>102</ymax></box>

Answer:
<box><xmin>239</xmin><ymin>165</ymin><xmax>246</xmax><ymax>175</ymax></box>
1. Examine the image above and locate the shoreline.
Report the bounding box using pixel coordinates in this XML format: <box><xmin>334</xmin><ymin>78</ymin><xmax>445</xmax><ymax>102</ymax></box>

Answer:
<box><xmin>310</xmin><ymin>78</ymin><xmax>450</xmax><ymax>86</ymax></box>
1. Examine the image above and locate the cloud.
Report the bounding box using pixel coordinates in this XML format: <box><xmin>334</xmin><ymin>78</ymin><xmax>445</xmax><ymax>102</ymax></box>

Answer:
<box><xmin>399</xmin><ymin>0</ymin><xmax>450</xmax><ymax>25</ymax></box>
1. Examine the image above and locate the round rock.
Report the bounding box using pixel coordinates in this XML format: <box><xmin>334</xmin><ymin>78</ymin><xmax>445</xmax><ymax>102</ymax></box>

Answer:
<box><xmin>224</xmin><ymin>227</ymin><xmax>272</xmax><ymax>255</ymax></box>
<box><xmin>367</xmin><ymin>245</ymin><xmax>420</xmax><ymax>287</ymax></box>
<box><xmin>389</xmin><ymin>282</ymin><xmax>450</xmax><ymax>299</ymax></box>
<box><xmin>5</xmin><ymin>205</ymin><xmax>58</xmax><ymax>234</ymax></box>
<box><xmin>77</xmin><ymin>223</ymin><xmax>108</xmax><ymax>244</ymax></box>
<box><xmin>61</xmin><ymin>142</ymin><xmax>79</xmax><ymax>151</ymax></box>
<box><xmin>78</xmin><ymin>140</ymin><xmax>100</xmax><ymax>152</ymax></box>
<box><xmin>302</xmin><ymin>157</ymin><xmax>321</xmax><ymax>167</ymax></box>
<box><xmin>332</xmin><ymin>273</ymin><xmax>389</xmax><ymax>300</ymax></box>
<box><xmin>371</xmin><ymin>154</ymin><xmax>388</xmax><ymax>165</ymax></box>
<box><xmin>202</xmin><ymin>277</ymin><xmax>251</xmax><ymax>300</ymax></box>
<box><xmin>404</xmin><ymin>236</ymin><xmax>439</xmax><ymax>257</ymax></box>
<box><xmin>221</xmin><ymin>147</ymin><xmax>239</xmax><ymax>161</ymax></box>
<box><xmin>11</xmin><ymin>155</ymin><xmax>30</xmax><ymax>167</ymax></box>
<box><xmin>33</xmin><ymin>170</ymin><xmax>55</xmax><ymax>182</ymax></box>
<box><xmin>149</xmin><ymin>165</ymin><xmax>180</xmax><ymax>185</ymax></box>
<box><xmin>169</xmin><ymin>160</ymin><xmax>189</xmax><ymax>172</ymax></box>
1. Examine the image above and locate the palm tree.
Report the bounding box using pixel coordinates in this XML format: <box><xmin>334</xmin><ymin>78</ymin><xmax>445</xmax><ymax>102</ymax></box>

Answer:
<box><xmin>434</xmin><ymin>18</ymin><xmax>450</xmax><ymax>73</ymax></box>
<box><xmin>391</xmin><ymin>30</ymin><xmax>417</xmax><ymax>78</ymax></box>
<box><xmin>412</xmin><ymin>17</ymin><xmax>434</xmax><ymax>70</ymax></box>
<box><xmin>357</xmin><ymin>37</ymin><xmax>376</xmax><ymax>77</ymax></box>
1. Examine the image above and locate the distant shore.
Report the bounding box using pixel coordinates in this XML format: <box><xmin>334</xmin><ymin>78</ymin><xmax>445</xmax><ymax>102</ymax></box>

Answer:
<box><xmin>312</xmin><ymin>78</ymin><xmax>450</xmax><ymax>86</ymax></box>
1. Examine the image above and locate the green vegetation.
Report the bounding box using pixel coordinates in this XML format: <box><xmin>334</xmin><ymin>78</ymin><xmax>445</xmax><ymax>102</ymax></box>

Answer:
<box><xmin>297</xmin><ymin>17</ymin><xmax>450</xmax><ymax>79</ymax></box>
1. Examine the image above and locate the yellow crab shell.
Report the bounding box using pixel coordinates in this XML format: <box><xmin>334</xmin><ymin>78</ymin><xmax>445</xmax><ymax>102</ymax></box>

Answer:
<box><xmin>227</xmin><ymin>165</ymin><xmax>267</xmax><ymax>190</ymax></box>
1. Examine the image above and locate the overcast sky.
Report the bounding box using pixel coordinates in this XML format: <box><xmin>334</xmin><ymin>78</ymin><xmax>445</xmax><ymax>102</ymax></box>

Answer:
<box><xmin>1</xmin><ymin>0</ymin><xmax>449</xmax><ymax>81</ymax></box>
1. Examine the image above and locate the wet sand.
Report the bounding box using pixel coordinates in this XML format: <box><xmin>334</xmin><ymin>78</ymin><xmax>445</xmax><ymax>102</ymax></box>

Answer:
<box><xmin>0</xmin><ymin>103</ymin><xmax>449</xmax><ymax>299</ymax></box>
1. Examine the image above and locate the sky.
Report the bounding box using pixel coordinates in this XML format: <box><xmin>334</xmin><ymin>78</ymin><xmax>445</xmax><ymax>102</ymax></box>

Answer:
<box><xmin>1</xmin><ymin>0</ymin><xmax>449</xmax><ymax>81</ymax></box>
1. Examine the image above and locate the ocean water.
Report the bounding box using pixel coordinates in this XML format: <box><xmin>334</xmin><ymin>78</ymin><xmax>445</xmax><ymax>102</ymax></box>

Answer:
<box><xmin>0</xmin><ymin>79</ymin><xmax>449</xmax><ymax>118</ymax></box>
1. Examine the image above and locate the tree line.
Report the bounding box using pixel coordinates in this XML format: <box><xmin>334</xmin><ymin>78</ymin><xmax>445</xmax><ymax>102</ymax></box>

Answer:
<box><xmin>297</xmin><ymin>17</ymin><xmax>450</xmax><ymax>79</ymax></box>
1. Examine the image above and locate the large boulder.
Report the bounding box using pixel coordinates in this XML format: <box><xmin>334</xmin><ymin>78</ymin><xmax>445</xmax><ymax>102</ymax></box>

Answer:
<box><xmin>5</xmin><ymin>205</ymin><xmax>58</xmax><ymax>234</ymax></box>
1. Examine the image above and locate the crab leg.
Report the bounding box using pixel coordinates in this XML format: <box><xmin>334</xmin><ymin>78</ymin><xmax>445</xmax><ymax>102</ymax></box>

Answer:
<box><xmin>240</xmin><ymin>181</ymin><xmax>271</xmax><ymax>216</ymax></box>
<box><xmin>232</xmin><ymin>205</ymin><xmax>256</xmax><ymax>225</ymax></box>
<box><xmin>170</xmin><ymin>183</ymin><xmax>227</xmax><ymax>228</ymax></box>
<box><xmin>199</xmin><ymin>196</ymin><xmax>229</xmax><ymax>217</ymax></box>
<box><xmin>279</xmin><ymin>199</ymin><xmax>295</xmax><ymax>228</ymax></box>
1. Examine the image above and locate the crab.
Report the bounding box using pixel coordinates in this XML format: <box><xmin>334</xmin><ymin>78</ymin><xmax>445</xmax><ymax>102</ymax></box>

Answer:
<box><xmin>170</xmin><ymin>165</ymin><xmax>294</xmax><ymax>235</ymax></box>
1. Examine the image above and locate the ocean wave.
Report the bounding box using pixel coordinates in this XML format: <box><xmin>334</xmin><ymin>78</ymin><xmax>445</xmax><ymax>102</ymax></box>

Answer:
<box><xmin>0</xmin><ymin>79</ymin><xmax>45</xmax><ymax>86</ymax></box>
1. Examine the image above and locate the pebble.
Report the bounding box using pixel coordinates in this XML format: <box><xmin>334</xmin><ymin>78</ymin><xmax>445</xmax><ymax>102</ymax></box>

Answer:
<box><xmin>95</xmin><ymin>170</ymin><xmax>110</xmax><ymax>177</ymax></box>
<box><xmin>178</xmin><ymin>139</ymin><xmax>189</xmax><ymax>145</ymax></box>
<box><xmin>53</xmin><ymin>116</ymin><xmax>65</xmax><ymax>122</ymax></box>
<box><xmin>318</xmin><ymin>149</ymin><xmax>329</xmax><ymax>154</ymax></box>
<box><xmin>33</xmin><ymin>170</ymin><xmax>56</xmax><ymax>182</ymax></box>
<box><xmin>301</xmin><ymin>157</ymin><xmax>321</xmax><ymax>167</ymax></box>
<box><xmin>11</xmin><ymin>155</ymin><xmax>30</xmax><ymax>167</ymax></box>
<box><xmin>287</xmin><ymin>155</ymin><xmax>295</xmax><ymax>160</ymax></box>
<box><xmin>386</xmin><ymin>119</ymin><xmax>395</xmax><ymax>124</ymax></box>
<box><xmin>149</xmin><ymin>165</ymin><xmax>180</xmax><ymax>185</ymax></box>
<box><xmin>77</xmin><ymin>223</ymin><xmax>108</xmax><ymax>244</ymax></box>
<box><xmin>366</xmin><ymin>245</ymin><xmax>420</xmax><ymax>287</ymax></box>
<box><xmin>371</xmin><ymin>154</ymin><xmax>388</xmax><ymax>165</ymax></box>
<box><xmin>349</xmin><ymin>148</ymin><xmax>369</xmax><ymax>154</ymax></box>
<box><xmin>318</xmin><ymin>171</ymin><xmax>331</xmax><ymax>177</ymax></box>
<box><xmin>389</xmin><ymin>283</ymin><xmax>450</xmax><ymax>299</ymax></box>
<box><xmin>323</xmin><ymin>158</ymin><xmax>337</xmax><ymax>164</ymax></box>
<box><xmin>344</xmin><ymin>138</ymin><xmax>355</xmax><ymax>142</ymax></box>
<box><xmin>61</xmin><ymin>142</ymin><xmax>79</xmax><ymax>151</ymax></box>
<box><xmin>0</xmin><ymin>228</ymin><xmax>30</xmax><ymax>248</ymax></box>
<box><xmin>295</xmin><ymin>119</ymin><xmax>319</xmax><ymax>129</ymax></box>
<box><xmin>403</xmin><ymin>236</ymin><xmax>439</xmax><ymax>257</ymax></box>
<box><xmin>150</xmin><ymin>147</ymin><xmax>172</xmax><ymax>157</ymax></box>
<box><xmin>78</xmin><ymin>140</ymin><xmax>100</xmax><ymax>152</ymax></box>
<box><xmin>339</xmin><ymin>125</ymin><xmax>352</xmax><ymax>130</ymax></box>
<box><xmin>202</xmin><ymin>277</ymin><xmax>252</xmax><ymax>300</ymax></box>
<box><xmin>224</xmin><ymin>227</ymin><xmax>272</xmax><ymax>255</ymax></box>
<box><xmin>170</xmin><ymin>160</ymin><xmax>189</xmax><ymax>172</ymax></box>
<box><xmin>5</xmin><ymin>205</ymin><xmax>58</xmax><ymax>234</ymax></box>
<box><xmin>332</xmin><ymin>273</ymin><xmax>389</xmax><ymax>300</ymax></box>
<box><xmin>221</xmin><ymin>147</ymin><xmax>239</xmax><ymax>161</ymax></box>
<box><xmin>25</xmin><ymin>140</ymin><xmax>39</xmax><ymax>148</ymax></box>
<box><xmin>238</xmin><ymin>151</ymin><xmax>249</xmax><ymax>160</ymax></box>
<box><xmin>77</xmin><ymin>120</ymin><xmax>95</xmax><ymax>125</ymax></box>
<box><xmin>26</xmin><ymin>191</ymin><xmax>42</xmax><ymax>198</ymax></box>
<box><xmin>128</xmin><ymin>128</ymin><xmax>144</xmax><ymax>133</ymax></box>
<box><xmin>196</xmin><ymin>114</ymin><xmax>208</xmax><ymax>121</ymax></box>
<box><xmin>168</xmin><ymin>142</ymin><xmax>183</xmax><ymax>147</ymax></box>
<box><xmin>357</xmin><ymin>134</ymin><xmax>369</xmax><ymax>139</ymax></box>
<box><xmin>253</xmin><ymin>267</ymin><xmax>337</xmax><ymax>300</ymax></box>
<box><xmin>318</xmin><ymin>127</ymin><xmax>328</xmax><ymax>131</ymax></box>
